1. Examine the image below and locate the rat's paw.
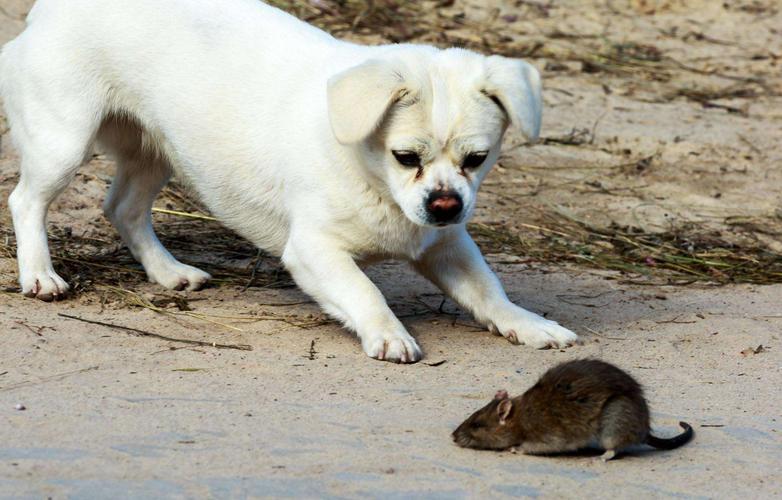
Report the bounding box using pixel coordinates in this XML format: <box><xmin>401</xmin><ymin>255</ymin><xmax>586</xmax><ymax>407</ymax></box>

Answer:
<box><xmin>362</xmin><ymin>331</ymin><xmax>422</xmax><ymax>363</ymax></box>
<box><xmin>492</xmin><ymin>309</ymin><xmax>578</xmax><ymax>349</ymax></box>
<box><xmin>21</xmin><ymin>270</ymin><xmax>70</xmax><ymax>302</ymax></box>
<box><xmin>600</xmin><ymin>449</ymin><xmax>617</xmax><ymax>462</ymax></box>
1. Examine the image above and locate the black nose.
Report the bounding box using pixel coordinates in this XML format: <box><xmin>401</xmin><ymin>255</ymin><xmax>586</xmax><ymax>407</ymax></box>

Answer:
<box><xmin>426</xmin><ymin>190</ymin><xmax>463</xmax><ymax>223</ymax></box>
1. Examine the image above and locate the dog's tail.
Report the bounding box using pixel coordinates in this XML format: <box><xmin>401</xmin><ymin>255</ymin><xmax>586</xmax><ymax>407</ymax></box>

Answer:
<box><xmin>646</xmin><ymin>421</ymin><xmax>694</xmax><ymax>450</ymax></box>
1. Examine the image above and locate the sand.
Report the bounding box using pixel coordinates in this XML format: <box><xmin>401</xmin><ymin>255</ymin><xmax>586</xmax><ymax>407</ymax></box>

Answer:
<box><xmin>1</xmin><ymin>0</ymin><xmax>780</xmax><ymax>497</ymax></box>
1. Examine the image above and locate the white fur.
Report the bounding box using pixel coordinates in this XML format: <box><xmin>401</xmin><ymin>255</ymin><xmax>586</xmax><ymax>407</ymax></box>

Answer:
<box><xmin>0</xmin><ymin>0</ymin><xmax>577</xmax><ymax>362</ymax></box>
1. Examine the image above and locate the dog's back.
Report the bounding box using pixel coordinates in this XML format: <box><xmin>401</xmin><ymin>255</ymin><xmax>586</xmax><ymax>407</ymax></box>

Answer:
<box><xmin>1</xmin><ymin>0</ymin><xmax>350</xmax><ymax>251</ymax></box>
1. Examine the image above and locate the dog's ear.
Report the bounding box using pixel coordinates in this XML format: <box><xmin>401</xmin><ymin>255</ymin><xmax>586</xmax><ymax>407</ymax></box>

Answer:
<box><xmin>483</xmin><ymin>56</ymin><xmax>542</xmax><ymax>142</ymax></box>
<box><xmin>327</xmin><ymin>59</ymin><xmax>407</xmax><ymax>144</ymax></box>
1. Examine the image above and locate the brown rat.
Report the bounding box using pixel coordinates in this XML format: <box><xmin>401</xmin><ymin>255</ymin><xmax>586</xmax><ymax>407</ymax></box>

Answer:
<box><xmin>452</xmin><ymin>359</ymin><xmax>693</xmax><ymax>460</ymax></box>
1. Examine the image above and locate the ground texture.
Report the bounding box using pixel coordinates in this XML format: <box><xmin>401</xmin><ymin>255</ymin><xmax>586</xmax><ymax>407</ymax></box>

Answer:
<box><xmin>1</xmin><ymin>0</ymin><xmax>781</xmax><ymax>498</ymax></box>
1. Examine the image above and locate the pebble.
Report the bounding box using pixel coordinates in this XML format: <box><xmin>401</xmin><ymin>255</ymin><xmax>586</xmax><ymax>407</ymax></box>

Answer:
<box><xmin>15</xmin><ymin>404</ymin><xmax>26</xmax><ymax>411</ymax></box>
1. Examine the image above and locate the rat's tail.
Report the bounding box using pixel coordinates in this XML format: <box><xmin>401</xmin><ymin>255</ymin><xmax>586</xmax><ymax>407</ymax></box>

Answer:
<box><xmin>646</xmin><ymin>421</ymin><xmax>694</xmax><ymax>450</ymax></box>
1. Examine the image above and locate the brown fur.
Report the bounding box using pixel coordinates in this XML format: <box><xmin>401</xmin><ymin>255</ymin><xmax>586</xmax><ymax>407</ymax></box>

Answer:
<box><xmin>452</xmin><ymin>359</ymin><xmax>693</xmax><ymax>458</ymax></box>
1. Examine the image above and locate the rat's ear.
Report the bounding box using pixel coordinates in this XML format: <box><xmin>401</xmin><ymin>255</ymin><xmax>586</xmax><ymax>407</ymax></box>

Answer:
<box><xmin>327</xmin><ymin>59</ymin><xmax>408</xmax><ymax>144</ymax></box>
<box><xmin>494</xmin><ymin>389</ymin><xmax>509</xmax><ymax>400</ymax></box>
<box><xmin>497</xmin><ymin>399</ymin><xmax>513</xmax><ymax>425</ymax></box>
<box><xmin>483</xmin><ymin>55</ymin><xmax>542</xmax><ymax>142</ymax></box>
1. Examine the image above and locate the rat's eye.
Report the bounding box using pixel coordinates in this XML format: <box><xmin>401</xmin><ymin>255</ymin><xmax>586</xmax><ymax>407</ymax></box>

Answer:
<box><xmin>392</xmin><ymin>150</ymin><xmax>421</xmax><ymax>168</ymax></box>
<box><xmin>462</xmin><ymin>151</ymin><xmax>489</xmax><ymax>170</ymax></box>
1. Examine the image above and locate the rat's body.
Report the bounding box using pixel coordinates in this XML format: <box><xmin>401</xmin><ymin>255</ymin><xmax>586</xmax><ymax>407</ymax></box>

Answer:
<box><xmin>452</xmin><ymin>359</ymin><xmax>693</xmax><ymax>460</ymax></box>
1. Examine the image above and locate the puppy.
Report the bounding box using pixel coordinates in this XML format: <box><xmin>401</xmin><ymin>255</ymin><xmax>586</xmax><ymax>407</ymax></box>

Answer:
<box><xmin>0</xmin><ymin>0</ymin><xmax>577</xmax><ymax>362</ymax></box>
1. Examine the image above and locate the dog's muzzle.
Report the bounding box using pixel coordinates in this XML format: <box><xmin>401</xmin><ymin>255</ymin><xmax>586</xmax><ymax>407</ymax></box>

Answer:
<box><xmin>426</xmin><ymin>190</ymin><xmax>463</xmax><ymax>224</ymax></box>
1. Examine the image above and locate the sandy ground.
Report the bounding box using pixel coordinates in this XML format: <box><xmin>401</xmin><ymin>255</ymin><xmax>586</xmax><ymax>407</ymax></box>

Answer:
<box><xmin>1</xmin><ymin>0</ymin><xmax>781</xmax><ymax>498</ymax></box>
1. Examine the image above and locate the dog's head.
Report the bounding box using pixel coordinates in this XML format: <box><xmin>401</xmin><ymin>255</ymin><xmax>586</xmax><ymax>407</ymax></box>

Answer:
<box><xmin>327</xmin><ymin>47</ymin><xmax>541</xmax><ymax>227</ymax></box>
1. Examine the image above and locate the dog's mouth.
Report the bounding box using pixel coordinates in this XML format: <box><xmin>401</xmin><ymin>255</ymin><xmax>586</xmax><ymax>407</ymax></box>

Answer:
<box><xmin>425</xmin><ymin>207</ymin><xmax>468</xmax><ymax>227</ymax></box>
<box><xmin>423</xmin><ymin>218</ymin><xmax>462</xmax><ymax>228</ymax></box>
<box><xmin>407</xmin><ymin>202</ymin><xmax>469</xmax><ymax>228</ymax></box>
<box><xmin>421</xmin><ymin>211</ymin><xmax>466</xmax><ymax>228</ymax></box>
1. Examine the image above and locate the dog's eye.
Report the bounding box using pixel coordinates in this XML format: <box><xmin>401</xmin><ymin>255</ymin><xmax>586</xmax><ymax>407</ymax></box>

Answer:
<box><xmin>392</xmin><ymin>150</ymin><xmax>421</xmax><ymax>168</ymax></box>
<box><xmin>463</xmin><ymin>151</ymin><xmax>489</xmax><ymax>170</ymax></box>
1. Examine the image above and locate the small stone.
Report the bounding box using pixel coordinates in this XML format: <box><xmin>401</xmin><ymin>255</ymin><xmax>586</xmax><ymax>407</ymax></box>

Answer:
<box><xmin>15</xmin><ymin>404</ymin><xmax>26</xmax><ymax>411</ymax></box>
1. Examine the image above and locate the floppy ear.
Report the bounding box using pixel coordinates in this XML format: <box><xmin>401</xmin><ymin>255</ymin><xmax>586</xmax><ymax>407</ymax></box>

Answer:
<box><xmin>327</xmin><ymin>59</ymin><xmax>407</xmax><ymax>144</ymax></box>
<box><xmin>483</xmin><ymin>56</ymin><xmax>542</xmax><ymax>141</ymax></box>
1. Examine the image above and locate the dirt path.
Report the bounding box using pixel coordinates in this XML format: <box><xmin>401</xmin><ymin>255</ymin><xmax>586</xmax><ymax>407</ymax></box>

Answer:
<box><xmin>1</xmin><ymin>1</ymin><xmax>781</xmax><ymax>497</ymax></box>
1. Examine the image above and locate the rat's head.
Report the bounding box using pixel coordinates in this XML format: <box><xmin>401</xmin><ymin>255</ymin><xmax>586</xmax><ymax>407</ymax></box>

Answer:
<box><xmin>452</xmin><ymin>389</ymin><xmax>520</xmax><ymax>450</ymax></box>
<box><xmin>327</xmin><ymin>47</ymin><xmax>542</xmax><ymax>227</ymax></box>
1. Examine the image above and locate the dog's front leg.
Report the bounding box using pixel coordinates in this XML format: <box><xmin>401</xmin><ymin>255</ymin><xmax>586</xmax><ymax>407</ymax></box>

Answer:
<box><xmin>414</xmin><ymin>228</ymin><xmax>577</xmax><ymax>348</ymax></box>
<box><xmin>282</xmin><ymin>234</ymin><xmax>422</xmax><ymax>363</ymax></box>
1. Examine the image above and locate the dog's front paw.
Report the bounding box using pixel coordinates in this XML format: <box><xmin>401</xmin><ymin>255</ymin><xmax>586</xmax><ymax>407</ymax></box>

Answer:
<box><xmin>362</xmin><ymin>331</ymin><xmax>422</xmax><ymax>363</ymax></box>
<box><xmin>21</xmin><ymin>270</ymin><xmax>70</xmax><ymax>302</ymax></box>
<box><xmin>492</xmin><ymin>309</ymin><xmax>577</xmax><ymax>349</ymax></box>
<box><xmin>147</xmin><ymin>262</ymin><xmax>211</xmax><ymax>291</ymax></box>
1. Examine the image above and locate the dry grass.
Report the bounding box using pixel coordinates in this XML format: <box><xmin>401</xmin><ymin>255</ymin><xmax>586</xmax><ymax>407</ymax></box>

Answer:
<box><xmin>470</xmin><ymin>217</ymin><xmax>782</xmax><ymax>286</ymax></box>
<box><xmin>0</xmin><ymin>182</ymin><xmax>293</xmax><ymax>295</ymax></box>
<box><xmin>99</xmin><ymin>286</ymin><xmax>330</xmax><ymax>331</ymax></box>
<box><xmin>268</xmin><ymin>0</ymin><xmax>780</xmax><ymax>102</ymax></box>
<box><xmin>2</xmin><ymin>191</ymin><xmax>779</xmax><ymax>288</ymax></box>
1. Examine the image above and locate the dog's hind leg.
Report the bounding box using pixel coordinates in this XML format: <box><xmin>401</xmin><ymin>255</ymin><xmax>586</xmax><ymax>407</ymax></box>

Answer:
<box><xmin>8</xmin><ymin>149</ymin><xmax>91</xmax><ymax>301</ymax></box>
<box><xmin>101</xmin><ymin>122</ymin><xmax>211</xmax><ymax>291</ymax></box>
<box><xmin>4</xmin><ymin>61</ymin><xmax>101</xmax><ymax>300</ymax></box>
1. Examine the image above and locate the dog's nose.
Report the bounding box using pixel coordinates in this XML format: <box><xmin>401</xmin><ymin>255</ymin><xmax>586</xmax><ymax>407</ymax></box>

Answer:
<box><xmin>426</xmin><ymin>190</ymin><xmax>463</xmax><ymax>223</ymax></box>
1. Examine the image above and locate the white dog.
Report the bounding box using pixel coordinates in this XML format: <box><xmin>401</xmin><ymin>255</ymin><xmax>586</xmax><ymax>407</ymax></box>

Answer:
<box><xmin>1</xmin><ymin>0</ymin><xmax>577</xmax><ymax>362</ymax></box>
